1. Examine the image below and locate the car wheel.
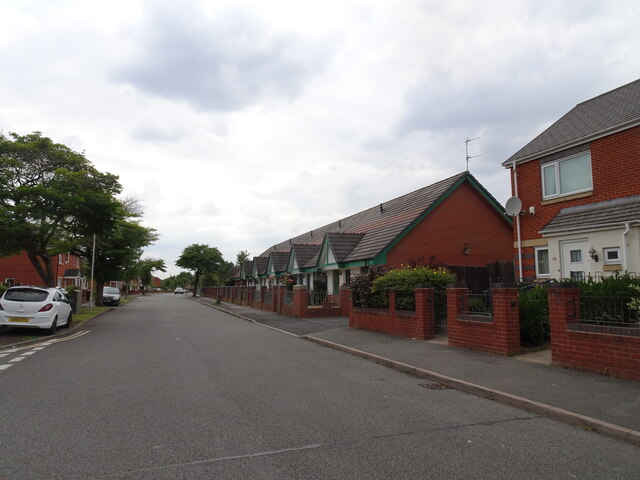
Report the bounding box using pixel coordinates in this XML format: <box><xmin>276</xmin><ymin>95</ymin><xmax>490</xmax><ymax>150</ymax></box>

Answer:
<box><xmin>47</xmin><ymin>317</ymin><xmax>58</xmax><ymax>335</ymax></box>
<box><xmin>62</xmin><ymin>311</ymin><xmax>72</xmax><ymax>328</ymax></box>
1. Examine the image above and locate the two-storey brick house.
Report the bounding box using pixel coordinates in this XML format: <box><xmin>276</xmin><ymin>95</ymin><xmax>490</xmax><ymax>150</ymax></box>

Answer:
<box><xmin>503</xmin><ymin>79</ymin><xmax>640</xmax><ymax>281</ymax></box>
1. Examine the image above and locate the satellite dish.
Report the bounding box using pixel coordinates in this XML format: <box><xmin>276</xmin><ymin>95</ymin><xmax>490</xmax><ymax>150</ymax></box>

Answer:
<box><xmin>505</xmin><ymin>196</ymin><xmax>522</xmax><ymax>216</ymax></box>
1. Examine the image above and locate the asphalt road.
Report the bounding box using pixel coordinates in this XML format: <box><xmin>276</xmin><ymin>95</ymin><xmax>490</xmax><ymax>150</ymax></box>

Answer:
<box><xmin>1</xmin><ymin>294</ymin><xmax>639</xmax><ymax>479</ymax></box>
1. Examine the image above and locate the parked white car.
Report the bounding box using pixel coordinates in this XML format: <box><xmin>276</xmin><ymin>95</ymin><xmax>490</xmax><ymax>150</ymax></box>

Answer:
<box><xmin>0</xmin><ymin>286</ymin><xmax>72</xmax><ymax>334</ymax></box>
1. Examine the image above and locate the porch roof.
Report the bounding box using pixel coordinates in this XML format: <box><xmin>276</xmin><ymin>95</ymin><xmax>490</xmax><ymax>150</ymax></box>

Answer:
<box><xmin>540</xmin><ymin>195</ymin><xmax>640</xmax><ymax>235</ymax></box>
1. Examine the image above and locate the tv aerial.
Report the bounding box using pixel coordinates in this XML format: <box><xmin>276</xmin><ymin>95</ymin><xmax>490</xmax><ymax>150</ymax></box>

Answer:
<box><xmin>465</xmin><ymin>137</ymin><xmax>481</xmax><ymax>171</ymax></box>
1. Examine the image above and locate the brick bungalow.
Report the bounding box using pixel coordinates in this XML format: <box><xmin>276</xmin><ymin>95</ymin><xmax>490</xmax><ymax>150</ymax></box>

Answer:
<box><xmin>231</xmin><ymin>171</ymin><xmax>514</xmax><ymax>293</ymax></box>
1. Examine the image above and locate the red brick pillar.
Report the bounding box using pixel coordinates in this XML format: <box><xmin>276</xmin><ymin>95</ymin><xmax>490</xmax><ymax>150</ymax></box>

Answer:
<box><xmin>272</xmin><ymin>285</ymin><xmax>282</xmax><ymax>313</ymax></box>
<box><xmin>447</xmin><ymin>287</ymin><xmax>468</xmax><ymax>346</ymax></box>
<box><xmin>293</xmin><ymin>285</ymin><xmax>309</xmax><ymax>318</ymax></box>
<box><xmin>415</xmin><ymin>288</ymin><xmax>435</xmax><ymax>340</ymax></box>
<box><xmin>259</xmin><ymin>286</ymin><xmax>266</xmax><ymax>310</ymax></box>
<box><xmin>339</xmin><ymin>285</ymin><xmax>351</xmax><ymax>317</ymax></box>
<box><xmin>548</xmin><ymin>286</ymin><xmax>580</xmax><ymax>364</ymax></box>
<box><xmin>492</xmin><ymin>287</ymin><xmax>521</xmax><ymax>355</ymax></box>
<box><xmin>247</xmin><ymin>287</ymin><xmax>253</xmax><ymax>306</ymax></box>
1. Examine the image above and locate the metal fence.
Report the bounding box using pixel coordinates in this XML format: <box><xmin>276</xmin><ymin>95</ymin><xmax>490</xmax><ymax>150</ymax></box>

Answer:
<box><xmin>434</xmin><ymin>289</ymin><xmax>448</xmax><ymax>336</ymax></box>
<box><xmin>283</xmin><ymin>290</ymin><xmax>293</xmax><ymax>306</ymax></box>
<box><xmin>264</xmin><ymin>289</ymin><xmax>272</xmax><ymax>304</ymax></box>
<box><xmin>579</xmin><ymin>294</ymin><xmax>639</xmax><ymax>327</ymax></box>
<box><xmin>463</xmin><ymin>291</ymin><xmax>493</xmax><ymax>317</ymax></box>
<box><xmin>308</xmin><ymin>290</ymin><xmax>338</xmax><ymax>307</ymax></box>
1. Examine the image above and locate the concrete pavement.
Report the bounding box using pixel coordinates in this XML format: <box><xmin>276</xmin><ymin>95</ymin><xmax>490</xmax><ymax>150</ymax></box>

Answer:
<box><xmin>194</xmin><ymin>296</ymin><xmax>640</xmax><ymax>447</ymax></box>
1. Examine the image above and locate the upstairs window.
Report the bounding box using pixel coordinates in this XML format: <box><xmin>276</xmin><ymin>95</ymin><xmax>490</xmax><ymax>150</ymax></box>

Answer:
<box><xmin>541</xmin><ymin>151</ymin><xmax>592</xmax><ymax>199</ymax></box>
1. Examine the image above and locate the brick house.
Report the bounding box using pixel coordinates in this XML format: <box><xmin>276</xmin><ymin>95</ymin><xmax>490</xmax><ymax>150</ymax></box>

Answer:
<box><xmin>0</xmin><ymin>251</ymin><xmax>85</xmax><ymax>288</ymax></box>
<box><xmin>503</xmin><ymin>79</ymin><xmax>640</xmax><ymax>281</ymax></box>
<box><xmin>231</xmin><ymin>171</ymin><xmax>513</xmax><ymax>293</ymax></box>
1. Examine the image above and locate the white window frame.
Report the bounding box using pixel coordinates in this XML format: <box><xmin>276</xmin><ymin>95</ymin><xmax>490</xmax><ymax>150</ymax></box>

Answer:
<box><xmin>534</xmin><ymin>247</ymin><xmax>550</xmax><ymax>278</ymax></box>
<box><xmin>603</xmin><ymin>247</ymin><xmax>621</xmax><ymax>265</ymax></box>
<box><xmin>541</xmin><ymin>151</ymin><xmax>593</xmax><ymax>200</ymax></box>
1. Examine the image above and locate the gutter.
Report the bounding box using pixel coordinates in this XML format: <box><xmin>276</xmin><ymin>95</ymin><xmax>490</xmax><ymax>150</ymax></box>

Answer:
<box><xmin>502</xmin><ymin>119</ymin><xmax>640</xmax><ymax>168</ymax></box>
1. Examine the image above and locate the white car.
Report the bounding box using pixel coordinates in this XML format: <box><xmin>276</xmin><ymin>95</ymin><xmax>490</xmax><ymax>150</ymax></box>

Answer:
<box><xmin>0</xmin><ymin>286</ymin><xmax>72</xmax><ymax>334</ymax></box>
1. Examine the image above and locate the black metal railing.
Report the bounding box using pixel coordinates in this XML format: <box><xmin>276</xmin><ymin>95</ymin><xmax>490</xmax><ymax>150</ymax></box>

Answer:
<box><xmin>463</xmin><ymin>291</ymin><xmax>493</xmax><ymax>317</ymax></box>
<box><xmin>308</xmin><ymin>291</ymin><xmax>338</xmax><ymax>307</ymax></box>
<box><xmin>579</xmin><ymin>294</ymin><xmax>639</xmax><ymax>327</ymax></box>
<box><xmin>434</xmin><ymin>289</ymin><xmax>448</xmax><ymax>336</ymax></box>
<box><xmin>283</xmin><ymin>290</ymin><xmax>294</xmax><ymax>306</ymax></box>
<box><xmin>264</xmin><ymin>290</ymin><xmax>272</xmax><ymax>304</ymax></box>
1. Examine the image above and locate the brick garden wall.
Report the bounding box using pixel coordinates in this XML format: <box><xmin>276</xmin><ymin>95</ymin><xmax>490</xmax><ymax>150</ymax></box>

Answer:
<box><xmin>447</xmin><ymin>287</ymin><xmax>520</xmax><ymax>356</ymax></box>
<box><xmin>349</xmin><ymin>289</ymin><xmax>435</xmax><ymax>340</ymax></box>
<box><xmin>549</xmin><ymin>287</ymin><xmax>640</xmax><ymax>381</ymax></box>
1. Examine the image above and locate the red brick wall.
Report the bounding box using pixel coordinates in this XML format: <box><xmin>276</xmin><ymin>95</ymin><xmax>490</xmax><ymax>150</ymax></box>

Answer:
<box><xmin>349</xmin><ymin>289</ymin><xmax>435</xmax><ymax>340</ymax></box>
<box><xmin>549</xmin><ymin>287</ymin><xmax>640</xmax><ymax>381</ymax></box>
<box><xmin>447</xmin><ymin>287</ymin><xmax>521</xmax><ymax>355</ymax></box>
<box><xmin>510</xmin><ymin>126</ymin><xmax>640</xmax><ymax>280</ymax></box>
<box><xmin>386</xmin><ymin>182</ymin><xmax>513</xmax><ymax>267</ymax></box>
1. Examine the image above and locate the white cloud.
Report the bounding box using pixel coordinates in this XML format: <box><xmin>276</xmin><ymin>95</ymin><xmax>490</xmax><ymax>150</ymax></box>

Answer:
<box><xmin>1</xmin><ymin>0</ymin><xmax>639</xmax><ymax>276</ymax></box>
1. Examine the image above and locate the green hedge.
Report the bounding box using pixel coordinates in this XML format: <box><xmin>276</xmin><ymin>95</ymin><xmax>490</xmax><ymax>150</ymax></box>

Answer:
<box><xmin>371</xmin><ymin>266</ymin><xmax>456</xmax><ymax>310</ymax></box>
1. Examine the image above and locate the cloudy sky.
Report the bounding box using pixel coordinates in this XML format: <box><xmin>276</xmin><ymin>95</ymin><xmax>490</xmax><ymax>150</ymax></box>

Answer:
<box><xmin>1</xmin><ymin>0</ymin><xmax>639</xmax><ymax>277</ymax></box>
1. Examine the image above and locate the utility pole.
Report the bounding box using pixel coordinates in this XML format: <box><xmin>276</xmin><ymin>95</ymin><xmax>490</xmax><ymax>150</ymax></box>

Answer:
<box><xmin>465</xmin><ymin>137</ymin><xmax>481</xmax><ymax>171</ymax></box>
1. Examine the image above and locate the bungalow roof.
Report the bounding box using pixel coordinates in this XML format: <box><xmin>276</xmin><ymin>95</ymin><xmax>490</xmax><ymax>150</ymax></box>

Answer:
<box><xmin>259</xmin><ymin>171</ymin><xmax>505</xmax><ymax>265</ymax></box>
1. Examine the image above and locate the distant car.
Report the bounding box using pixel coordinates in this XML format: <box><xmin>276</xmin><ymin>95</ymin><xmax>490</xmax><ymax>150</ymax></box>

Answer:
<box><xmin>103</xmin><ymin>287</ymin><xmax>121</xmax><ymax>306</ymax></box>
<box><xmin>174</xmin><ymin>287</ymin><xmax>185</xmax><ymax>294</ymax></box>
<box><xmin>0</xmin><ymin>286</ymin><xmax>72</xmax><ymax>334</ymax></box>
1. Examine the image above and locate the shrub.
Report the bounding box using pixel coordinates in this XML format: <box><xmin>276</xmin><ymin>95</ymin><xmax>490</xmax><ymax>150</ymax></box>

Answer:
<box><xmin>371</xmin><ymin>266</ymin><xmax>456</xmax><ymax>310</ymax></box>
<box><xmin>350</xmin><ymin>265</ymin><xmax>388</xmax><ymax>308</ymax></box>
<box><xmin>519</xmin><ymin>284</ymin><xmax>549</xmax><ymax>346</ymax></box>
<box><xmin>0</xmin><ymin>284</ymin><xmax>7</xmax><ymax>297</ymax></box>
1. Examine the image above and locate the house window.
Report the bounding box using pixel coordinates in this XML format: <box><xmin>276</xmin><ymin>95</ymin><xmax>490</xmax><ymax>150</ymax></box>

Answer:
<box><xmin>4</xmin><ymin>278</ymin><xmax>15</xmax><ymax>287</ymax></box>
<box><xmin>541</xmin><ymin>152</ymin><xmax>592</xmax><ymax>199</ymax></box>
<box><xmin>569</xmin><ymin>250</ymin><xmax>582</xmax><ymax>263</ymax></box>
<box><xmin>534</xmin><ymin>247</ymin><xmax>550</xmax><ymax>278</ymax></box>
<box><xmin>65</xmin><ymin>253</ymin><xmax>70</xmax><ymax>264</ymax></box>
<box><xmin>603</xmin><ymin>247</ymin><xmax>621</xmax><ymax>265</ymax></box>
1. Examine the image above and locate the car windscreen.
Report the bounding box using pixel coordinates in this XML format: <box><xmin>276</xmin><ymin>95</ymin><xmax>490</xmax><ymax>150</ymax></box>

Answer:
<box><xmin>103</xmin><ymin>287</ymin><xmax>119</xmax><ymax>294</ymax></box>
<box><xmin>3</xmin><ymin>288</ymin><xmax>49</xmax><ymax>302</ymax></box>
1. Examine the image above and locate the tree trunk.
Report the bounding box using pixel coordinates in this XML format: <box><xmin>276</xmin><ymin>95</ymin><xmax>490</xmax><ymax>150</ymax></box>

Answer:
<box><xmin>26</xmin><ymin>251</ymin><xmax>55</xmax><ymax>287</ymax></box>
<box><xmin>193</xmin><ymin>272</ymin><xmax>200</xmax><ymax>297</ymax></box>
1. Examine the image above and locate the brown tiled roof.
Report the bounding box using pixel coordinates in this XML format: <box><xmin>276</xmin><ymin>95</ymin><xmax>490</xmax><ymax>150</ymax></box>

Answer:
<box><xmin>252</xmin><ymin>256</ymin><xmax>269</xmax><ymax>275</ymax></box>
<box><xmin>291</xmin><ymin>244</ymin><xmax>321</xmax><ymax>268</ymax></box>
<box><xmin>504</xmin><ymin>78</ymin><xmax>640</xmax><ymax>166</ymax></box>
<box><xmin>541</xmin><ymin>196</ymin><xmax>640</xmax><ymax>235</ymax></box>
<box><xmin>227</xmin><ymin>265</ymin><xmax>241</xmax><ymax>279</ymax></box>
<box><xmin>326</xmin><ymin>233</ymin><xmax>365</xmax><ymax>262</ymax></box>
<box><xmin>259</xmin><ymin>172</ymin><xmax>490</xmax><ymax>263</ymax></box>
<box><xmin>241</xmin><ymin>260</ymin><xmax>254</xmax><ymax>278</ymax></box>
<box><xmin>269</xmin><ymin>251</ymin><xmax>290</xmax><ymax>273</ymax></box>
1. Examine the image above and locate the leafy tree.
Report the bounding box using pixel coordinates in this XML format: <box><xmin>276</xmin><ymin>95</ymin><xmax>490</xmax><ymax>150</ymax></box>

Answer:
<box><xmin>137</xmin><ymin>258</ymin><xmax>166</xmax><ymax>293</ymax></box>
<box><xmin>176</xmin><ymin>244</ymin><xmax>225</xmax><ymax>296</ymax></box>
<box><xmin>236</xmin><ymin>250</ymin><xmax>250</xmax><ymax>265</ymax></box>
<box><xmin>162</xmin><ymin>271</ymin><xmax>194</xmax><ymax>290</ymax></box>
<box><xmin>0</xmin><ymin>132</ymin><xmax>121</xmax><ymax>286</ymax></box>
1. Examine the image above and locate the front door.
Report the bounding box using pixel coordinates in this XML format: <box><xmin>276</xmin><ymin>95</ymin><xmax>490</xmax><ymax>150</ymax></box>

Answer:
<box><xmin>561</xmin><ymin>240</ymin><xmax>588</xmax><ymax>281</ymax></box>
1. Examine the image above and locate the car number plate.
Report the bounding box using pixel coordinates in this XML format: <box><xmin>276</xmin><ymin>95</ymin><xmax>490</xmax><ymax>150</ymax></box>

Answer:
<box><xmin>9</xmin><ymin>317</ymin><xmax>29</xmax><ymax>323</ymax></box>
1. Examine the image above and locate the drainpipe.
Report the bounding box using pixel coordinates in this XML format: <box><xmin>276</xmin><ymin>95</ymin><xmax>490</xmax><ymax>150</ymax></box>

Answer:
<box><xmin>512</xmin><ymin>162</ymin><xmax>523</xmax><ymax>282</ymax></box>
<box><xmin>622</xmin><ymin>221</ymin><xmax>640</xmax><ymax>271</ymax></box>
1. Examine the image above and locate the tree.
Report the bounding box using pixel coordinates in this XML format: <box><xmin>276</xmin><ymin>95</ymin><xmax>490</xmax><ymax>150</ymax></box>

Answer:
<box><xmin>137</xmin><ymin>258</ymin><xmax>166</xmax><ymax>294</ymax></box>
<box><xmin>79</xmin><ymin>209</ymin><xmax>158</xmax><ymax>305</ymax></box>
<box><xmin>236</xmin><ymin>250</ymin><xmax>250</xmax><ymax>265</ymax></box>
<box><xmin>176</xmin><ymin>244</ymin><xmax>225</xmax><ymax>296</ymax></box>
<box><xmin>0</xmin><ymin>132</ymin><xmax>121</xmax><ymax>286</ymax></box>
